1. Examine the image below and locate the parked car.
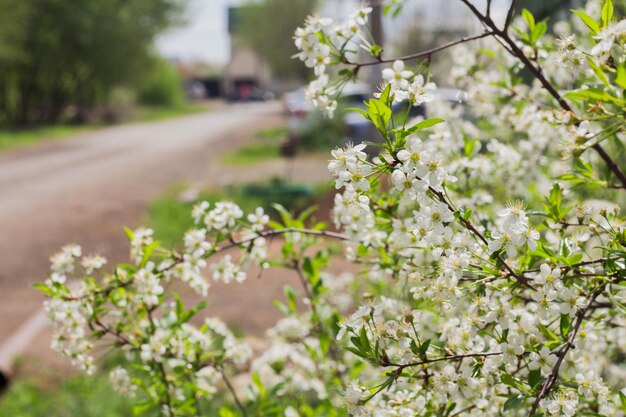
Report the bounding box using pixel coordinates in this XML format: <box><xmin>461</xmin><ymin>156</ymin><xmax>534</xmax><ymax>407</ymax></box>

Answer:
<box><xmin>283</xmin><ymin>83</ymin><xmax>466</xmax><ymax>153</ymax></box>
<box><xmin>283</xmin><ymin>82</ymin><xmax>371</xmax><ymax>151</ymax></box>
<box><xmin>227</xmin><ymin>84</ymin><xmax>275</xmax><ymax>102</ymax></box>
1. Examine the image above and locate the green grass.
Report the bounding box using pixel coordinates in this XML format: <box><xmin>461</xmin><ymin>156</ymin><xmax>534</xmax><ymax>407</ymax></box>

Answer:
<box><xmin>0</xmin><ymin>356</ymin><xmax>132</xmax><ymax>417</ymax></box>
<box><xmin>0</xmin><ymin>125</ymin><xmax>99</xmax><ymax>152</ymax></box>
<box><xmin>147</xmin><ymin>179</ymin><xmax>326</xmax><ymax>248</ymax></box>
<box><xmin>0</xmin><ymin>375</ymin><xmax>132</xmax><ymax>417</ymax></box>
<box><xmin>0</xmin><ymin>103</ymin><xmax>210</xmax><ymax>153</ymax></box>
<box><xmin>221</xmin><ymin>126</ymin><xmax>288</xmax><ymax>166</ymax></box>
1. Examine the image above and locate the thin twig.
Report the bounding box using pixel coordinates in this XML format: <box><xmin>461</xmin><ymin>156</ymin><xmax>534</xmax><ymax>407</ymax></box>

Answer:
<box><xmin>459</xmin><ymin>0</ymin><xmax>626</xmax><ymax>189</ymax></box>
<box><xmin>504</xmin><ymin>0</ymin><xmax>517</xmax><ymax>30</ymax></box>
<box><xmin>528</xmin><ymin>286</ymin><xmax>605</xmax><ymax>415</ymax></box>
<box><xmin>384</xmin><ymin>351</ymin><xmax>502</xmax><ymax>373</ymax></box>
<box><xmin>344</xmin><ymin>31</ymin><xmax>493</xmax><ymax>68</ymax></box>
<box><xmin>219</xmin><ymin>367</ymin><xmax>248</xmax><ymax>417</ymax></box>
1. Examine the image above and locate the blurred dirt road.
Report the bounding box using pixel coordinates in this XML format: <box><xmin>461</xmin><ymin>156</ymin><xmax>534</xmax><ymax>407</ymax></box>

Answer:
<box><xmin>0</xmin><ymin>102</ymin><xmax>300</xmax><ymax>346</ymax></box>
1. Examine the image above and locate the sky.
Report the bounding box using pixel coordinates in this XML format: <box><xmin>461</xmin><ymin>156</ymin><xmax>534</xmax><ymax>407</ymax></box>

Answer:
<box><xmin>155</xmin><ymin>0</ymin><xmax>510</xmax><ymax>66</ymax></box>
<box><xmin>156</xmin><ymin>0</ymin><xmax>242</xmax><ymax>65</ymax></box>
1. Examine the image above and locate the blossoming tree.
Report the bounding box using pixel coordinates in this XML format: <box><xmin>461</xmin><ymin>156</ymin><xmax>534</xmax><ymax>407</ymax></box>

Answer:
<box><xmin>39</xmin><ymin>0</ymin><xmax>626</xmax><ymax>416</ymax></box>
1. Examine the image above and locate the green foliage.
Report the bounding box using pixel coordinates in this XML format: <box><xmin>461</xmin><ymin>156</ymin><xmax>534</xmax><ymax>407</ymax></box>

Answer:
<box><xmin>300</xmin><ymin>107</ymin><xmax>348</xmax><ymax>151</ymax></box>
<box><xmin>0</xmin><ymin>124</ymin><xmax>97</xmax><ymax>152</ymax></box>
<box><xmin>0</xmin><ymin>0</ymin><xmax>185</xmax><ymax>126</ymax></box>
<box><xmin>222</xmin><ymin>142</ymin><xmax>281</xmax><ymax>165</ymax></box>
<box><xmin>221</xmin><ymin>127</ymin><xmax>288</xmax><ymax>165</ymax></box>
<box><xmin>147</xmin><ymin>180</ymin><xmax>327</xmax><ymax>247</ymax></box>
<box><xmin>516</xmin><ymin>8</ymin><xmax>548</xmax><ymax>48</ymax></box>
<box><xmin>0</xmin><ymin>369</ymin><xmax>132</xmax><ymax>417</ymax></box>
<box><xmin>137</xmin><ymin>57</ymin><xmax>185</xmax><ymax>107</ymax></box>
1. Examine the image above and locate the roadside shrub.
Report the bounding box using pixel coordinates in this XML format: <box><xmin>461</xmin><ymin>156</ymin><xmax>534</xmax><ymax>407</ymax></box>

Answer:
<box><xmin>137</xmin><ymin>58</ymin><xmax>185</xmax><ymax>107</ymax></box>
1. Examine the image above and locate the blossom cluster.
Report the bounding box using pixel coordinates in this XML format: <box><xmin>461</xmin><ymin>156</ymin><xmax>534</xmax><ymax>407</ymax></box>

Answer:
<box><xmin>37</xmin><ymin>1</ymin><xmax>626</xmax><ymax>416</ymax></box>
<box><xmin>294</xmin><ymin>4</ymin><xmax>374</xmax><ymax>117</ymax></box>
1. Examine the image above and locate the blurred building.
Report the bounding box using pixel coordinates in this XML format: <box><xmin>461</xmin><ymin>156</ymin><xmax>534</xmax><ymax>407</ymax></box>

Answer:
<box><xmin>224</xmin><ymin>6</ymin><xmax>273</xmax><ymax>100</ymax></box>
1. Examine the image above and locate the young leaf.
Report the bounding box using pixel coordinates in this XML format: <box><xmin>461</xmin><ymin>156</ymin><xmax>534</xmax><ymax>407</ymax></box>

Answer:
<box><xmin>531</xmin><ymin>21</ymin><xmax>547</xmax><ymax>43</ymax></box>
<box><xmin>522</xmin><ymin>9</ymin><xmax>536</xmax><ymax>31</ymax></box>
<box><xmin>501</xmin><ymin>373</ymin><xmax>524</xmax><ymax>391</ymax></box>
<box><xmin>619</xmin><ymin>391</ymin><xmax>626</xmax><ymax>412</ymax></box>
<box><xmin>565</xmin><ymin>88</ymin><xmax>624</xmax><ymax>105</ymax></box>
<box><xmin>528</xmin><ymin>369</ymin><xmax>541</xmax><ymax>389</ymax></box>
<box><xmin>560</xmin><ymin>314</ymin><xmax>571</xmax><ymax>338</ymax></box>
<box><xmin>571</xmin><ymin>10</ymin><xmax>600</xmax><ymax>34</ymax></box>
<box><xmin>587</xmin><ymin>57</ymin><xmax>610</xmax><ymax>87</ymax></box>
<box><xmin>616</xmin><ymin>62</ymin><xmax>626</xmax><ymax>89</ymax></box>
<box><xmin>410</xmin><ymin>117</ymin><xmax>445</xmax><ymax>132</ymax></box>
<box><xmin>602</xmin><ymin>0</ymin><xmax>614</xmax><ymax>28</ymax></box>
<box><xmin>320</xmin><ymin>331</ymin><xmax>330</xmax><ymax>355</ymax></box>
<box><xmin>503</xmin><ymin>395</ymin><xmax>525</xmax><ymax>412</ymax></box>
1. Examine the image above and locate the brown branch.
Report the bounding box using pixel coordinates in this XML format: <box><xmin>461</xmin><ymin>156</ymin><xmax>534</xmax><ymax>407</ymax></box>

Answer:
<box><xmin>451</xmin><ymin>405</ymin><xmax>477</xmax><ymax>417</ymax></box>
<box><xmin>426</xmin><ymin>184</ymin><xmax>533</xmax><ymax>288</ymax></box>
<box><xmin>293</xmin><ymin>260</ymin><xmax>347</xmax><ymax>386</ymax></box>
<box><xmin>62</xmin><ymin>227</ymin><xmax>349</xmax><ymax>302</ymax></box>
<box><xmin>528</xmin><ymin>286</ymin><xmax>606</xmax><ymax>415</ymax></box>
<box><xmin>504</xmin><ymin>0</ymin><xmax>517</xmax><ymax>31</ymax></box>
<box><xmin>458</xmin><ymin>0</ymin><xmax>626</xmax><ymax>189</ymax></box>
<box><xmin>343</xmin><ymin>31</ymin><xmax>494</xmax><ymax>68</ymax></box>
<box><xmin>384</xmin><ymin>351</ymin><xmax>502</xmax><ymax>374</ymax></box>
<box><xmin>158</xmin><ymin>362</ymin><xmax>175</xmax><ymax>417</ymax></box>
<box><xmin>219</xmin><ymin>366</ymin><xmax>248</xmax><ymax>417</ymax></box>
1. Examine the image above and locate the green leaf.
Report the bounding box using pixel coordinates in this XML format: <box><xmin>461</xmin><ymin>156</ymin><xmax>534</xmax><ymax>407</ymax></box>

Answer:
<box><xmin>571</xmin><ymin>10</ymin><xmax>600</xmax><ymax>34</ymax></box>
<box><xmin>522</xmin><ymin>9</ymin><xmax>536</xmax><ymax>30</ymax></box>
<box><xmin>365</xmin><ymin>98</ymin><xmax>392</xmax><ymax>139</ymax></box>
<box><xmin>219</xmin><ymin>407</ymin><xmax>237</xmax><ymax>417</ymax></box>
<box><xmin>602</xmin><ymin>0</ymin><xmax>614</xmax><ymax>28</ymax></box>
<box><xmin>33</xmin><ymin>283</ymin><xmax>54</xmax><ymax>295</ymax></box>
<box><xmin>346</xmin><ymin>107</ymin><xmax>368</xmax><ymax>119</ymax></box>
<box><xmin>410</xmin><ymin>117</ymin><xmax>445</xmax><ymax>132</ymax></box>
<box><xmin>378</xmin><ymin>83</ymin><xmax>392</xmax><ymax>105</ymax></box>
<box><xmin>320</xmin><ymin>331</ymin><xmax>330</xmax><ymax>355</ymax></box>
<box><xmin>133</xmin><ymin>401</ymin><xmax>155</xmax><ymax>415</ymax></box>
<box><xmin>501</xmin><ymin>373</ymin><xmax>524</xmax><ymax>391</ymax></box>
<box><xmin>531</xmin><ymin>21</ymin><xmax>547</xmax><ymax>43</ymax></box>
<box><xmin>616</xmin><ymin>62</ymin><xmax>626</xmax><ymax>89</ymax></box>
<box><xmin>124</xmin><ymin>226</ymin><xmax>134</xmax><ymax>241</ymax></box>
<box><xmin>284</xmin><ymin>286</ymin><xmax>297</xmax><ymax>314</ymax></box>
<box><xmin>303</xmin><ymin>257</ymin><xmax>314</xmax><ymax>277</ymax></box>
<box><xmin>503</xmin><ymin>395</ymin><xmax>525</xmax><ymax>412</ymax></box>
<box><xmin>359</xmin><ymin>326</ymin><xmax>371</xmax><ymax>355</ymax></box>
<box><xmin>565</xmin><ymin>88</ymin><xmax>624</xmax><ymax>105</ymax></box>
<box><xmin>587</xmin><ymin>57</ymin><xmax>610</xmax><ymax>87</ymax></box>
<box><xmin>528</xmin><ymin>369</ymin><xmax>541</xmax><ymax>389</ymax></box>
<box><xmin>538</xmin><ymin>324</ymin><xmax>559</xmax><ymax>341</ymax></box>
<box><xmin>566</xmin><ymin>253</ymin><xmax>583</xmax><ymax>266</ymax></box>
<box><xmin>560</xmin><ymin>314</ymin><xmax>571</xmax><ymax>338</ymax></box>
<box><xmin>251</xmin><ymin>371</ymin><xmax>266</xmax><ymax>396</ymax></box>
<box><xmin>370</xmin><ymin>44</ymin><xmax>382</xmax><ymax>58</ymax></box>
<box><xmin>544</xmin><ymin>183</ymin><xmax>571</xmax><ymax>222</ymax></box>
<box><xmin>272</xmin><ymin>203</ymin><xmax>293</xmax><ymax>227</ymax></box>
<box><xmin>617</xmin><ymin>392</ymin><xmax>626</xmax><ymax>410</ymax></box>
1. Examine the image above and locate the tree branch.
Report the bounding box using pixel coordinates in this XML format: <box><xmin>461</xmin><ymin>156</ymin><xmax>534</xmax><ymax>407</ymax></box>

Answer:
<box><xmin>528</xmin><ymin>286</ymin><xmax>605</xmax><ymax>415</ymax></box>
<box><xmin>344</xmin><ymin>31</ymin><xmax>493</xmax><ymax>68</ymax></box>
<box><xmin>458</xmin><ymin>0</ymin><xmax>626</xmax><ymax>189</ymax></box>
<box><xmin>219</xmin><ymin>366</ymin><xmax>248</xmax><ymax>417</ymax></box>
<box><xmin>384</xmin><ymin>351</ymin><xmax>501</xmax><ymax>374</ymax></box>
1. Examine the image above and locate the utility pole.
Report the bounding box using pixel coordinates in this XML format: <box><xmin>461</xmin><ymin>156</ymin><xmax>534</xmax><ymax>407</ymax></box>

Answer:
<box><xmin>367</xmin><ymin>3</ymin><xmax>384</xmax><ymax>87</ymax></box>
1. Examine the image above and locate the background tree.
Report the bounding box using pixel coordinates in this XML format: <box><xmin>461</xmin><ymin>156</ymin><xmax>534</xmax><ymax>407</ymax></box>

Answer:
<box><xmin>236</xmin><ymin>0</ymin><xmax>317</xmax><ymax>81</ymax></box>
<box><xmin>0</xmin><ymin>0</ymin><xmax>185</xmax><ymax>126</ymax></box>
